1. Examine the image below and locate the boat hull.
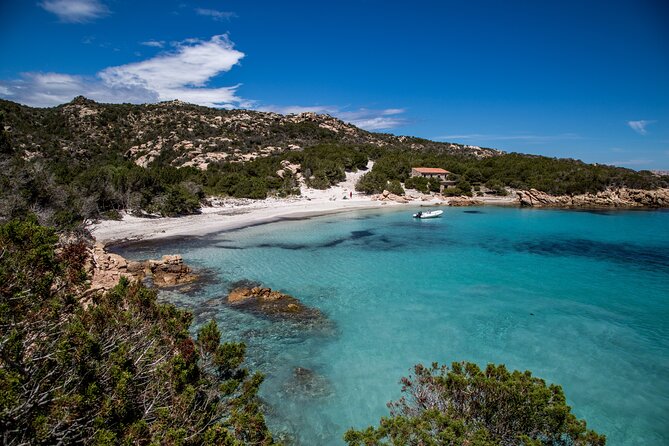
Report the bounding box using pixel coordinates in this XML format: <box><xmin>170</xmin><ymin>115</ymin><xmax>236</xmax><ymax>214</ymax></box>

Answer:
<box><xmin>413</xmin><ymin>210</ymin><xmax>443</xmax><ymax>219</ymax></box>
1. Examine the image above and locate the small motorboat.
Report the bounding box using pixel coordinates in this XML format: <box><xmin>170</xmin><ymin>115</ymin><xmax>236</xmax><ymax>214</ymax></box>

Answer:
<box><xmin>413</xmin><ymin>210</ymin><xmax>443</xmax><ymax>219</ymax></box>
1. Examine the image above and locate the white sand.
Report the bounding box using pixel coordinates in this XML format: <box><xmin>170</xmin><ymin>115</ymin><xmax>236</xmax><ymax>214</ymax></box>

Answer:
<box><xmin>89</xmin><ymin>167</ymin><xmax>516</xmax><ymax>245</ymax></box>
<box><xmin>91</xmin><ymin>167</ymin><xmax>401</xmax><ymax>244</ymax></box>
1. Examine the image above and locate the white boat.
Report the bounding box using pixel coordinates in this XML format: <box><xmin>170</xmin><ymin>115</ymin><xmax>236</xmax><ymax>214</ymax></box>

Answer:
<box><xmin>413</xmin><ymin>210</ymin><xmax>443</xmax><ymax>219</ymax></box>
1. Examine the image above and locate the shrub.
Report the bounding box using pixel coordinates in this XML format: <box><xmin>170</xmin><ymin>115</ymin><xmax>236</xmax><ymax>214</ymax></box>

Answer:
<box><xmin>404</xmin><ymin>176</ymin><xmax>429</xmax><ymax>193</ymax></box>
<box><xmin>386</xmin><ymin>179</ymin><xmax>405</xmax><ymax>196</ymax></box>
<box><xmin>345</xmin><ymin>361</ymin><xmax>606</xmax><ymax>446</ymax></box>
<box><xmin>0</xmin><ymin>218</ymin><xmax>277</xmax><ymax>445</ymax></box>
<box><xmin>356</xmin><ymin>171</ymin><xmax>388</xmax><ymax>194</ymax></box>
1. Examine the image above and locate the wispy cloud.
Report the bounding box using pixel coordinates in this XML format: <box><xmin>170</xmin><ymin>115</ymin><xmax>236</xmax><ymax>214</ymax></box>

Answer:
<box><xmin>140</xmin><ymin>40</ymin><xmax>165</xmax><ymax>48</ymax></box>
<box><xmin>258</xmin><ymin>105</ymin><xmax>407</xmax><ymax>130</ymax></box>
<box><xmin>195</xmin><ymin>8</ymin><xmax>237</xmax><ymax>21</ymax></box>
<box><xmin>608</xmin><ymin>159</ymin><xmax>654</xmax><ymax>167</ymax></box>
<box><xmin>0</xmin><ymin>35</ymin><xmax>246</xmax><ymax>108</ymax></box>
<box><xmin>339</xmin><ymin>108</ymin><xmax>407</xmax><ymax>131</ymax></box>
<box><xmin>627</xmin><ymin>120</ymin><xmax>655</xmax><ymax>135</ymax></box>
<box><xmin>434</xmin><ymin>133</ymin><xmax>583</xmax><ymax>143</ymax></box>
<box><xmin>40</xmin><ymin>0</ymin><xmax>109</xmax><ymax>23</ymax></box>
<box><xmin>260</xmin><ymin>105</ymin><xmax>339</xmax><ymax>115</ymax></box>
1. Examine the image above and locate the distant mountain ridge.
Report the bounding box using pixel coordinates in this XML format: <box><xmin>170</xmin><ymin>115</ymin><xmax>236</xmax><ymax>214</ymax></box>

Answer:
<box><xmin>0</xmin><ymin>96</ymin><xmax>500</xmax><ymax>169</ymax></box>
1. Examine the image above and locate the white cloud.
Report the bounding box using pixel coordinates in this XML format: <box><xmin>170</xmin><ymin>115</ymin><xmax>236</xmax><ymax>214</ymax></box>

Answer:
<box><xmin>258</xmin><ymin>105</ymin><xmax>407</xmax><ymax>130</ymax></box>
<box><xmin>608</xmin><ymin>159</ymin><xmax>654</xmax><ymax>167</ymax></box>
<box><xmin>259</xmin><ymin>105</ymin><xmax>338</xmax><ymax>115</ymax></box>
<box><xmin>627</xmin><ymin>120</ymin><xmax>655</xmax><ymax>135</ymax></box>
<box><xmin>40</xmin><ymin>0</ymin><xmax>109</xmax><ymax>23</ymax></box>
<box><xmin>140</xmin><ymin>40</ymin><xmax>165</xmax><ymax>48</ymax></box>
<box><xmin>195</xmin><ymin>8</ymin><xmax>237</xmax><ymax>21</ymax></box>
<box><xmin>338</xmin><ymin>108</ymin><xmax>407</xmax><ymax>130</ymax></box>
<box><xmin>0</xmin><ymin>35</ymin><xmax>246</xmax><ymax>108</ymax></box>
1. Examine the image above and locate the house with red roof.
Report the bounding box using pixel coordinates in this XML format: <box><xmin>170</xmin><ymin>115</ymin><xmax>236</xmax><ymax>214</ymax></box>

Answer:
<box><xmin>410</xmin><ymin>167</ymin><xmax>451</xmax><ymax>181</ymax></box>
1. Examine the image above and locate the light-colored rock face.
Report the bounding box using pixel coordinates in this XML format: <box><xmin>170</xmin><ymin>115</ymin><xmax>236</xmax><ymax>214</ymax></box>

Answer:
<box><xmin>89</xmin><ymin>245</ymin><xmax>196</xmax><ymax>292</ymax></box>
<box><xmin>516</xmin><ymin>188</ymin><xmax>669</xmax><ymax>208</ymax></box>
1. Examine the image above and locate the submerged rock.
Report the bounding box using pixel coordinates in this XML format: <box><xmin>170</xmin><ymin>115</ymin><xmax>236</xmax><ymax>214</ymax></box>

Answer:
<box><xmin>282</xmin><ymin>367</ymin><xmax>333</xmax><ymax>399</ymax></box>
<box><xmin>226</xmin><ymin>286</ymin><xmax>325</xmax><ymax>323</ymax></box>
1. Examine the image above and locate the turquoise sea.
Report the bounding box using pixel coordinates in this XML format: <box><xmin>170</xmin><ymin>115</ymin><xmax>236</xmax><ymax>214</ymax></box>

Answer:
<box><xmin>115</xmin><ymin>207</ymin><xmax>669</xmax><ymax>445</ymax></box>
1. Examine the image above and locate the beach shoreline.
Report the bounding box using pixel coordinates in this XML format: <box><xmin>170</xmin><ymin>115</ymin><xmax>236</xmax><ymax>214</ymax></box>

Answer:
<box><xmin>91</xmin><ymin>165</ymin><xmax>518</xmax><ymax>245</ymax></box>
<box><xmin>90</xmin><ymin>195</ymin><xmax>426</xmax><ymax>246</ymax></box>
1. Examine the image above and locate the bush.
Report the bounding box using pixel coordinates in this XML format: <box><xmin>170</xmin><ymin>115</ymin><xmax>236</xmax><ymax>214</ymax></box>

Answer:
<box><xmin>386</xmin><ymin>179</ymin><xmax>405</xmax><ymax>196</ymax></box>
<box><xmin>345</xmin><ymin>361</ymin><xmax>606</xmax><ymax>446</ymax></box>
<box><xmin>0</xmin><ymin>218</ymin><xmax>277</xmax><ymax>445</ymax></box>
<box><xmin>356</xmin><ymin>171</ymin><xmax>388</xmax><ymax>194</ymax></box>
<box><xmin>457</xmin><ymin>180</ymin><xmax>473</xmax><ymax>196</ymax></box>
<box><xmin>404</xmin><ymin>176</ymin><xmax>429</xmax><ymax>193</ymax></box>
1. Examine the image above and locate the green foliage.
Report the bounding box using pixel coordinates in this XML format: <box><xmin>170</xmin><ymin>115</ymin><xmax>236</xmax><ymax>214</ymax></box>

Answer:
<box><xmin>355</xmin><ymin>151</ymin><xmax>666</xmax><ymax>196</ymax></box>
<box><xmin>0</xmin><ymin>219</ymin><xmax>276</xmax><ymax>445</ymax></box>
<box><xmin>404</xmin><ymin>176</ymin><xmax>429</xmax><ymax>193</ymax></box>
<box><xmin>356</xmin><ymin>171</ymin><xmax>389</xmax><ymax>194</ymax></box>
<box><xmin>0</xmin><ymin>97</ymin><xmax>666</xmax><ymax>228</ymax></box>
<box><xmin>345</xmin><ymin>361</ymin><xmax>606</xmax><ymax>446</ymax></box>
<box><xmin>456</xmin><ymin>179</ymin><xmax>473</xmax><ymax>196</ymax></box>
<box><xmin>484</xmin><ymin>179</ymin><xmax>508</xmax><ymax>196</ymax></box>
<box><xmin>387</xmin><ymin>179</ymin><xmax>405</xmax><ymax>196</ymax></box>
<box><xmin>0</xmin><ymin>112</ymin><xmax>12</xmax><ymax>155</ymax></box>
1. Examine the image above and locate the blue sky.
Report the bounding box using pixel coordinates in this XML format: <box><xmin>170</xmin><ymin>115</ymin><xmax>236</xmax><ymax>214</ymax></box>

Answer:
<box><xmin>1</xmin><ymin>0</ymin><xmax>668</xmax><ymax>169</ymax></box>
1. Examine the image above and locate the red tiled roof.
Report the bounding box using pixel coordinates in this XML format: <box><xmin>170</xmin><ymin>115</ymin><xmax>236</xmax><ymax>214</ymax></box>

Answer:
<box><xmin>413</xmin><ymin>167</ymin><xmax>450</xmax><ymax>174</ymax></box>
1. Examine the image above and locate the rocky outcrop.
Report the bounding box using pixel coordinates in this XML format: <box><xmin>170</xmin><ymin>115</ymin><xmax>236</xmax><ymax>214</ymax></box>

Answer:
<box><xmin>149</xmin><ymin>255</ymin><xmax>197</xmax><ymax>287</ymax></box>
<box><xmin>445</xmin><ymin>196</ymin><xmax>484</xmax><ymax>206</ymax></box>
<box><xmin>89</xmin><ymin>243</ymin><xmax>197</xmax><ymax>292</ymax></box>
<box><xmin>90</xmin><ymin>243</ymin><xmax>139</xmax><ymax>292</ymax></box>
<box><xmin>516</xmin><ymin>188</ymin><xmax>669</xmax><ymax>208</ymax></box>
<box><xmin>371</xmin><ymin>189</ymin><xmax>412</xmax><ymax>203</ymax></box>
<box><xmin>227</xmin><ymin>286</ymin><xmax>324</xmax><ymax>322</ymax></box>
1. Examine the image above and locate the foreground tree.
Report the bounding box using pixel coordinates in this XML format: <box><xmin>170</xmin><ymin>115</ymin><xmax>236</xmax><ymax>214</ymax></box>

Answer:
<box><xmin>0</xmin><ymin>217</ymin><xmax>275</xmax><ymax>445</ymax></box>
<box><xmin>345</xmin><ymin>362</ymin><xmax>605</xmax><ymax>446</ymax></box>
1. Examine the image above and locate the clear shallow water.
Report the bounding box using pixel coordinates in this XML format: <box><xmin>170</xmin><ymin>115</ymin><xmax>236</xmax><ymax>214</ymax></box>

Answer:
<box><xmin>116</xmin><ymin>207</ymin><xmax>669</xmax><ymax>445</ymax></box>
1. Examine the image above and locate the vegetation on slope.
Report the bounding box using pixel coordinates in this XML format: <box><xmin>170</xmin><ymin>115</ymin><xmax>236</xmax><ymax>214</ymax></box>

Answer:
<box><xmin>356</xmin><ymin>151</ymin><xmax>668</xmax><ymax>196</ymax></box>
<box><xmin>345</xmin><ymin>362</ymin><xmax>606</xmax><ymax>446</ymax></box>
<box><xmin>0</xmin><ymin>217</ymin><xmax>275</xmax><ymax>445</ymax></box>
<box><xmin>1</xmin><ymin>98</ymin><xmax>667</xmax><ymax>230</ymax></box>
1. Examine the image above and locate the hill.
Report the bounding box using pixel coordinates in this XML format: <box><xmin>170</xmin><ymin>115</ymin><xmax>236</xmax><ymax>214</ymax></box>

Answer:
<box><xmin>0</xmin><ymin>97</ymin><xmax>667</xmax><ymax>228</ymax></box>
<box><xmin>0</xmin><ymin>96</ymin><xmax>498</xmax><ymax>169</ymax></box>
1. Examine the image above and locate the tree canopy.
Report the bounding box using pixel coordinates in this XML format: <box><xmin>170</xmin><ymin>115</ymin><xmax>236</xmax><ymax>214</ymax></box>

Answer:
<box><xmin>0</xmin><ymin>217</ymin><xmax>276</xmax><ymax>445</ymax></box>
<box><xmin>345</xmin><ymin>361</ymin><xmax>606</xmax><ymax>446</ymax></box>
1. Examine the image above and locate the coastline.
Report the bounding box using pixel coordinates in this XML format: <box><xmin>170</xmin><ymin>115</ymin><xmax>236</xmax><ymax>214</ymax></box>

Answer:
<box><xmin>91</xmin><ymin>194</ymin><xmax>519</xmax><ymax>246</ymax></box>
<box><xmin>89</xmin><ymin>184</ymin><xmax>669</xmax><ymax>246</ymax></box>
<box><xmin>91</xmin><ymin>166</ymin><xmax>518</xmax><ymax>245</ymax></box>
<box><xmin>90</xmin><ymin>196</ymin><xmax>396</xmax><ymax>245</ymax></box>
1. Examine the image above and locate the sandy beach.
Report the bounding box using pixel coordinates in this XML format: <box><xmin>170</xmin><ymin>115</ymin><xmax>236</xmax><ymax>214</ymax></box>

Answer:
<box><xmin>90</xmin><ymin>168</ymin><xmax>517</xmax><ymax>245</ymax></box>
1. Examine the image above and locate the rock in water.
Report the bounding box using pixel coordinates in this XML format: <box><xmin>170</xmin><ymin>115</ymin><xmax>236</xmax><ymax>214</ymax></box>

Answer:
<box><xmin>282</xmin><ymin>367</ymin><xmax>333</xmax><ymax>399</ymax></box>
<box><xmin>226</xmin><ymin>286</ymin><xmax>325</xmax><ymax>323</ymax></box>
<box><xmin>89</xmin><ymin>244</ymin><xmax>197</xmax><ymax>292</ymax></box>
